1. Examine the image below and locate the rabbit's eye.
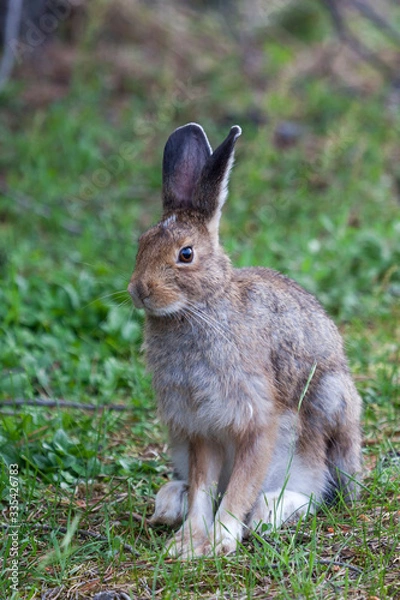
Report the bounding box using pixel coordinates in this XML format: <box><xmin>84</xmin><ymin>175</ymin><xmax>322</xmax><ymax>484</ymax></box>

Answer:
<box><xmin>178</xmin><ymin>246</ymin><xmax>194</xmax><ymax>263</ymax></box>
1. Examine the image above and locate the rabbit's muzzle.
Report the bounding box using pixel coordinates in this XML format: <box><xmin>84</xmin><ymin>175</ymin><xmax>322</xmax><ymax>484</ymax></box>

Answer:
<box><xmin>128</xmin><ymin>279</ymin><xmax>150</xmax><ymax>309</ymax></box>
<box><xmin>128</xmin><ymin>277</ymin><xmax>185</xmax><ymax>316</ymax></box>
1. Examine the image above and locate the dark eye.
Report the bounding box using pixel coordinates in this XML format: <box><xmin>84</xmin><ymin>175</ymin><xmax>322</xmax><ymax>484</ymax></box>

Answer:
<box><xmin>178</xmin><ymin>246</ymin><xmax>194</xmax><ymax>263</ymax></box>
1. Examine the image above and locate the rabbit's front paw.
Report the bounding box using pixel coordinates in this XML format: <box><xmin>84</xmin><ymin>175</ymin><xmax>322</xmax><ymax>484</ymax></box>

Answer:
<box><xmin>150</xmin><ymin>480</ymin><xmax>188</xmax><ymax>526</ymax></box>
<box><xmin>166</xmin><ymin>525</ymin><xmax>208</xmax><ymax>559</ymax></box>
<box><xmin>207</xmin><ymin>517</ymin><xmax>243</xmax><ymax>556</ymax></box>
<box><xmin>172</xmin><ymin>531</ymin><xmax>237</xmax><ymax>558</ymax></box>
<box><xmin>210</xmin><ymin>534</ymin><xmax>237</xmax><ymax>556</ymax></box>
<box><xmin>166</xmin><ymin>519</ymin><xmax>241</xmax><ymax>558</ymax></box>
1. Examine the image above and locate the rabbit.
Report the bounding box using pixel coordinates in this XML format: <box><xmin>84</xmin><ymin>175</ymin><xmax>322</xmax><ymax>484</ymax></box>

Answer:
<box><xmin>127</xmin><ymin>123</ymin><xmax>362</xmax><ymax>559</ymax></box>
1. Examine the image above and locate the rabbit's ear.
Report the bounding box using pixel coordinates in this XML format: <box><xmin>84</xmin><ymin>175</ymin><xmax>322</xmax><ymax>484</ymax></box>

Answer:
<box><xmin>162</xmin><ymin>123</ymin><xmax>212</xmax><ymax>212</ymax></box>
<box><xmin>194</xmin><ymin>125</ymin><xmax>242</xmax><ymax>242</ymax></box>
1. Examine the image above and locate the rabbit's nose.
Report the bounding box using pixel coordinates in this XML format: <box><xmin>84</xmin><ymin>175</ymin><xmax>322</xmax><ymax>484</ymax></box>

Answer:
<box><xmin>128</xmin><ymin>280</ymin><xmax>150</xmax><ymax>307</ymax></box>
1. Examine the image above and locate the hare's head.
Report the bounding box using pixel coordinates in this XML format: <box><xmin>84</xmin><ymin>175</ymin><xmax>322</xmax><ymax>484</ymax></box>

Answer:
<box><xmin>128</xmin><ymin>123</ymin><xmax>241</xmax><ymax>317</ymax></box>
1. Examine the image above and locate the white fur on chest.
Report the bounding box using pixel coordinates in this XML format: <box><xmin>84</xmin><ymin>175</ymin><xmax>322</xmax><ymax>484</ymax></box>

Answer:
<box><xmin>159</xmin><ymin>368</ymin><xmax>269</xmax><ymax>436</ymax></box>
<box><xmin>144</xmin><ymin>321</ymin><xmax>273</xmax><ymax>437</ymax></box>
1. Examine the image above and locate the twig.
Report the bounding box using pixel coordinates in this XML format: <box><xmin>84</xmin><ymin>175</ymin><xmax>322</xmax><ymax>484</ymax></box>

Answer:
<box><xmin>42</xmin><ymin>586</ymin><xmax>65</xmax><ymax>600</ymax></box>
<box><xmin>0</xmin><ymin>183</ymin><xmax>83</xmax><ymax>235</ymax></box>
<box><xmin>320</xmin><ymin>0</ymin><xmax>394</xmax><ymax>78</ymax></box>
<box><xmin>321</xmin><ymin>0</ymin><xmax>346</xmax><ymax>35</ymax></box>
<box><xmin>0</xmin><ymin>0</ymin><xmax>24</xmax><ymax>91</ymax></box>
<box><xmin>315</xmin><ymin>557</ymin><xmax>363</xmax><ymax>574</ymax></box>
<box><xmin>2</xmin><ymin>185</ymin><xmax>52</xmax><ymax>218</ymax></box>
<box><xmin>0</xmin><ymin>409</ymin><xmax>18</xmax><ymax>416</ymax></box>
<box><xmin>341</xmin><ymin>32</ymin><xmax>394</xmax><ymax>77</ymax></box>
<box><xmin>131</xmin><ymin>511</ymin><xmax>150</xmax><ymax>525</ymax></box>
<box><xmin>0</xmin><ymin>398</ymin><xmax>128</xmax><ymax>411</ymax></box>
<box><xmin>348</xmin><ymin>0</ymin><xmax>400</xmax><ymax>46</ymax></box>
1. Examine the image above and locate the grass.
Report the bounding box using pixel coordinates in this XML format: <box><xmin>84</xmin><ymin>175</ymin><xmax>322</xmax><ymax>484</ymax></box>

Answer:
<box><xmin>0</xmin><ymin>1</ymin><xmax>399</xmax><ymax>598</ymax></box>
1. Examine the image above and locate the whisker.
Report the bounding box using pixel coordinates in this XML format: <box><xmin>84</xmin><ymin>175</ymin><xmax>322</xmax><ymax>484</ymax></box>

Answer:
<box><xmin>106</xmin><ymin>289</ymin><xmax>129</xmax><ymax>296</ymax></box>
<box><xmin>114</xmin><ymin>298</ymin><xmax>132</xmax><ymax>310</ymax></box>
<box><xmin>182</xmin><ymin>308</ymin><xmax>205</xmax><ymax>335</ymax></box>
<box><xmin>96</xmin><ymin>290</ymin><xmax>129</xmax><ymax>301</ymax></box>
<box><xmin>80</xmin><ymin>262</ymin><xmax>130</xmax><ymax>282</ymax></box>
<box><xmin>184</xmin><ymin>305</ymin><xmax>225</xmax><ymax>337</ymax></box>
<box><xmin>83</xmin><ymin>290</ymin><xmax>129</xmax><ymax>309</ymax></box>
<box><xmin>184</xmin><ymin>304</ymin><xmax>236</xmax><ymax>350</ymax></box>
<box><xmin>185</xmin><ymin>301</ymin><xmax>236</xmax><ymax>341</ymax></box>
<box><xmin>124</xmin><ymin>305</ymin><xmax>137</xmax><ymax>334</ymax></box>
<box><xmin>180</xmin><ymin>310</ymin><xmax>196</xmax><ymax>334</ymax></box>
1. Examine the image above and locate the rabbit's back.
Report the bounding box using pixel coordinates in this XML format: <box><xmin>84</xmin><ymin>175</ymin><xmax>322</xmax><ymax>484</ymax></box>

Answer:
<box><xmin>233</xmin><ymin>267</ymin><xmax>349</xmax><ymax>404</ymax></box>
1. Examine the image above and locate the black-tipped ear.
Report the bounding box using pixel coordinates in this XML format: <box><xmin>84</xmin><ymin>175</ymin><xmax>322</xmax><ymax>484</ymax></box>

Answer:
<box><xmin>162</xmin><ymin>123</ymin><xmax>212</xmax><ymax>212</ymax></box>
<box><xmin>193</xmin><ymin>125</ymin><xmax>241</xmax><ymax>220</ymax></box>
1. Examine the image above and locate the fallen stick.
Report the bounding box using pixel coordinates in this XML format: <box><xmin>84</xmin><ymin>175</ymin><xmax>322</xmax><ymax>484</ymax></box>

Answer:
<box><xmin>0</xmin><ymin>398</ymin><xmax>128</xmax><ymax>411</ymax></box>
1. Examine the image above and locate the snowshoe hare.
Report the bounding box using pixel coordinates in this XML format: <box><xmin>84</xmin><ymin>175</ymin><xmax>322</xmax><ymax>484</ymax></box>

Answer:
<box><xmin>128</xmin><ymin>123</ymin><xmax>362</xmax><ymax>558</ymax></box>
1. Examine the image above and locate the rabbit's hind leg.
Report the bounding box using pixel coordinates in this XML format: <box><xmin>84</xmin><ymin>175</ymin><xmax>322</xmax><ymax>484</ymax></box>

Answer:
<box><xmin>250</xmin><ymin>488</ymin><xmax>315</xmax><ymax>532</ymax></box>
<box><xmin>248</xmin><ymin>420</ymin><xmax>327</xmax><ymax>533</ymax></box>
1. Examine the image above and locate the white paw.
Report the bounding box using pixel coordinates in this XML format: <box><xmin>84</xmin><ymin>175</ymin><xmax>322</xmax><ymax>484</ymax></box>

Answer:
<box><xmin>211</xmin><ymin>530</ymin><xmax>239</xmax><ymax>556</ymax></box>
<box><xmin>150</xmin><ymin>480</ymin><xmax>188</xmax><ymax>526</ymax></box>
<box><xmin>166</xmin><ymin>517</ymin><xmax>242</xmax><ymax>559</ymax></box>
<box><xmin>210</xmin><ymin>514</ymin><xmax>243</xmax><ymax>555</ymax></box>
<box><xmin>251</xmin><ymin>490</ymin><xmax>314</xmax><ymax>531</ymax></box>
<box><xmin>166</xmin><ymin>521</ymin><xmax>208</xmax><ymax>559</ymax></box>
